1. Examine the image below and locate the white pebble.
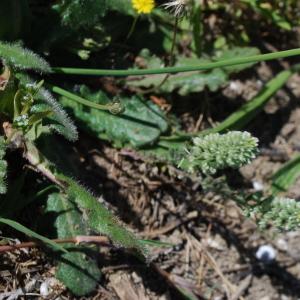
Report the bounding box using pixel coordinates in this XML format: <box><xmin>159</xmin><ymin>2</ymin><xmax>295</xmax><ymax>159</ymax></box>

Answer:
<box><xmin>229</xmin><ymin>81</ymin><xmax>240</xmax><ymax>92</ymax></box>
<box><xmin>253</xmin><ymin>180</ymin><xmax>264</xmax><ymax>191</ymax></box>
<box><xmin>40</xmin><ymin>281</ymin><xmax>49</xmax><ymax>297</ymax></box>
<box><xmin>256</xmin><ymin>245</ymin><xmax>276</xmax><ymax>263</ymax></box>
<box><xmin>276</xmin><ymin>238</ymin><xmax>288</xmax><ymax>251</ymax></box>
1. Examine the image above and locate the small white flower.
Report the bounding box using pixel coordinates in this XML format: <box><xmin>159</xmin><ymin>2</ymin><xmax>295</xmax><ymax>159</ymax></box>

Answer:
<box><xmin>162</xmin><ymin>0</ymin><xmax>189</xmax><ymax>17</ymax></box>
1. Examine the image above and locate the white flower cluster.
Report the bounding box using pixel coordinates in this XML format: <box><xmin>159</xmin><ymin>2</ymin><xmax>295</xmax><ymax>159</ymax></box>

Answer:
<box><xmin>187</xmin><ymin>131</ymin><xmax>259</xmax><ymax>175</ymax></box>
<box><xmin>252</xmin><ymin>197</ymin><xmax>300</xmax><ymax>231</ymax></box>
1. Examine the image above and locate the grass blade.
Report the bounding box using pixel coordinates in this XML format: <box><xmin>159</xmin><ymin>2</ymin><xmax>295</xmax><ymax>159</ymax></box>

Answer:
<box><xmin>0</xmin><ymin>217</ymin><xmax>67</xmax><ymax>253</ymax></box>
<box><xmin>272</xmin><ymin>154</ymin><xmax>300</xmax><ymax>194</ymax></box>
<box><xmin>209</xmin><ymin>69</ymin><xmax>293</xmax><ymax>133</ymax></box>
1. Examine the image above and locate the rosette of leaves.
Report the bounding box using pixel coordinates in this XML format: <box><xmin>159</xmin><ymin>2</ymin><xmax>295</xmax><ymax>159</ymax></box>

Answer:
<box><xmin>182</xmin><ymin>131</ymin><xmax>258</xmax><ymax>175</ymax></box>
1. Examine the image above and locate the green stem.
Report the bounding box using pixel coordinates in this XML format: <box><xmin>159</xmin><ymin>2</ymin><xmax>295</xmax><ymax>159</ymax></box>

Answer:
<box><xmin>52</xmin><ymin>48</ymin><xmax>300</xmax><ymax>77</ymax></box>
<box><xmin>145</xmin><ymin>17</ymin><xmax>179</xmax><ymax>93</ymax></box>
<box><xmin>126</xmin><ymin>15</ymin><xmax>139</xmax><ymax>40</ymax></box>
<box><xmin>49</xmin><ymin>85</ymin><xmax>112</xmax><ymax>111</ymax></box>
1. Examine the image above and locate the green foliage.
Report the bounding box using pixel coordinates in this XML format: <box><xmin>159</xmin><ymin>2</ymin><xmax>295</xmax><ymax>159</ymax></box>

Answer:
<box><xmin>53</xmin><ymin>48</ymin><xmax>300</xmax><ymax>77</ymax></box>
<box><xmin>241</xmin><ymin>0</ymin><xmax>293</xmax><ymax>30</ymax></box>
<box><xmin>126</xmin><ymin>47</ymin><xmax>259</xmax><ymax>95</ymax></box>
<box><xmin>61</xmin><ymin>85</ymin><xmax>168</xmax><ymax>147</ymax></box>
<box><xmin>36</xmin><ymin>88</ymin><xmax>78</xmax><ymax>141</ymax></box>
<box><xmin>0</xmin><ymin>42</ymin><xmax>51</xmax><ymax>73</ymax></box>
<box><xmin>245</xmin><ymin>196</ymin><xmax>300</xmax><ymax>231</ymax></box>
<box><xmin>207</xmin><ymin>68</ymin><xmax>294</xmax><ymax>133</ymax></box>
<box><xmin>106</xmin><ymin>0</ymin><xmax>134</xmax><ymax>15</ymax></box>
<box><xmin>0</xmin><ymin>136</ymin><xmax>7</xmax><ymax>194</ymax></box>
<box><xmin>182</xmin><ymin>131</ymin><xmax>258</xmax><ymax>175</ymax></box>
<box><xmin>53</xmin><ymin>0</ymin><xmax>108</xmax><ymax>29</ymax></box>
<box><xmin>47</xmin><ymin>193</ymin><xmax>101</xmax><ymax>296</ymax></box>
<box><xmin>8</xmin><ymin>75</ymin><xmax>78</xmax><ymax>141</ymax></box>
<box><xmin>57</xmin><ymin>174</ymin><xmax>147</xmax><ymax>257</ymax></box>
<box><xmin>272</xmin><ymin>154</ymin><xmax>300</xmax><ymax>194</ymax></box>
<box><xmin>0</xmin><ymin>217</ymin><xmax>67</xmax><ymax>252</ymax></box>
<box><xmin>2</xmin><ymin>1</ymin><xmax>300</xmax><ymax>297</ymax></box>
<box><xmin>202</xmin><ymin>177</ymin><xmax>300</xmax><ymax>231</ymax></box>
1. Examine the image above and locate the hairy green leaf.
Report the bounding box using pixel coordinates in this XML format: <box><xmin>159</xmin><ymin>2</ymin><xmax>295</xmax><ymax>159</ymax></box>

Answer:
<box><xmin>37</xmin><ymin>88</ymin><xmax>78</xmax><ymax>141</ymax></box>
<box><xmin>57</xmin><ymin>174</ymin><xmax>147</xmax><ymax>258</ymax></box>
<box><xmin>61</xmin><ymin>85</ymin><xmax>168</xmax><ymax>147</ymax></box>
<box><xmin>0</xmin><ymin>42</ymin><xmax>51</xmax><ymax>73</ymax></box>
<box><xmin>15</xmin><ymin>74</ymin><xmax>78</xmax><ymax>141</ymax></box>
<box><xmin>0</xmin><ymin>217</ymin><xmax>67</xmax><ymax>253</ymax></box>
<box><xmin>47</xmin><ymin>193</ymin><xmax>101</xmax><ymax>296</ymax></box>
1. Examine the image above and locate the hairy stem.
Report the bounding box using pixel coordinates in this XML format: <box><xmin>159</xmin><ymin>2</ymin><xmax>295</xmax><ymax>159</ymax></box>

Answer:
<box><xmin>24</xmin><ymin>140</ymin><xmax>63</xmax><ymax>188</ymax></box>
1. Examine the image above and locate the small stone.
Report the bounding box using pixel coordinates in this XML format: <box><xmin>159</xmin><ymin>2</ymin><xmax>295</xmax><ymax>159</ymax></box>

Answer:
<box><xmin>40</xmin><ymin>281</ymin><xmax>49</xmax><ymax>297</ymax></box>
<box><xmin>256</xmin><ymin>245</ymin><xmax>276</xmax><ymax>263</ymax></box>
<box><xmin>276</xmin><ymin>238</ymin><xmax>288</xmax><ymax>251</ymax></box>
<box><xmin>253</xmin><ymin>180</ymin><xmax>264</xmax><ymax>191</ymax></box>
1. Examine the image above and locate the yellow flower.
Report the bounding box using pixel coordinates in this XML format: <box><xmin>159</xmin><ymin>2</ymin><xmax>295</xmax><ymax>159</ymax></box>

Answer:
<box><xmin>131</xmin><ymin>0</ymin><xmax>155</xmax><ymax>14</ymax></box>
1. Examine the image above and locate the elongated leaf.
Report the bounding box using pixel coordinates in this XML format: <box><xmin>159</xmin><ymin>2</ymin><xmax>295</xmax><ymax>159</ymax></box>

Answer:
<box><xmin>57</xmin><ymin>174</ymin><xmax>147</xmax><ymax>258</ymax></box>
<box><xmin>47</xmin><ymin>193</ymin><xmax>101</xmax><ymax>296</ymax></box>
<box><xmin>209</xmin><ymin>69</ymin><xmax>293</xmax><ymax>133</ymax></box>
<box><xmin>61</xmin><ymin>85</ymin><xmax>168</xmax><ymax>147</ymax></box>
<box><xmin>0</xmin><ymin>42</ymin><xmax>51</xmax><ymax>73</ymax></box>
<box><xmin>37</xmin><ymin>88</ymin><xmax>78</xmax><ymax>141</ymax></box>
<box><xmin>0</xmin><ymin>217</ymin><xmax>67</xmax><ymax>253</ymax></box>
<box><xmin>272</xmin><ymin>154</ymin><xmax>300</xmax><ymax>194</ymax></box>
